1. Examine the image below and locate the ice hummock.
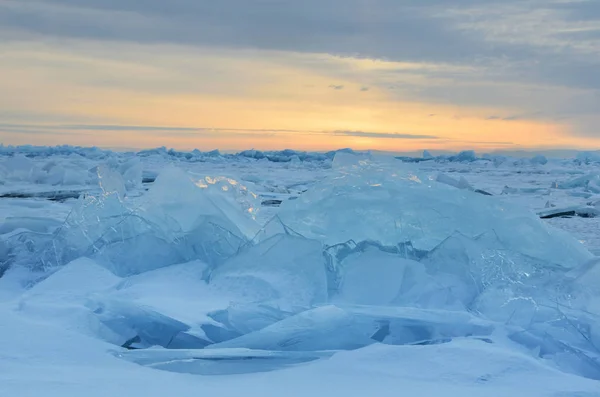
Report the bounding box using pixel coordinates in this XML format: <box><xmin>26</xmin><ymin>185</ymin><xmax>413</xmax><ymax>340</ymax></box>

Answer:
<box><xmin>3</xmin><ymin>153</ymin><xmax>600</xmax><ymax>384</ymax></box>
<box><xmin>277</xmin><ymin>156</ymin><xmax>591</xmax><ymax>266</ymax></box>
<box><xmin>4</xmin><ymin>166</ymin><xmax>259</xmax><ymax>277</ymax></box>
<box><xmin>245</xmin><ymin>155</ymin><xmax>598</xmax><ymax>378</ymax></box>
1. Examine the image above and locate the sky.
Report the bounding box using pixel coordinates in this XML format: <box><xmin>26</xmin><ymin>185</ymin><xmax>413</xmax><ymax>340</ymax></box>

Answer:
<box><xmin>1</xmin><ymin>0</ymin><xmax>600</xmax><ymax>152</ymax></box>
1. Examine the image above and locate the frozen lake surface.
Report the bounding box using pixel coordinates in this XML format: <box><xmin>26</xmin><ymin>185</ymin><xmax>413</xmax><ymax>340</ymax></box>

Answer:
<box><xmin>1</xmin><ymin>146</ymin><xmax>600</xmax><ymax>397</ymax></box>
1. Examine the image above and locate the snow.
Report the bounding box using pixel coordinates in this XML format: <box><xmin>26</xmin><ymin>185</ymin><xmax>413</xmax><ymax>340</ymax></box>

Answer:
<box><xmin>2</xmin><ymin>146</ymin><xmax>600</xmax><ymax>396</ymax></box>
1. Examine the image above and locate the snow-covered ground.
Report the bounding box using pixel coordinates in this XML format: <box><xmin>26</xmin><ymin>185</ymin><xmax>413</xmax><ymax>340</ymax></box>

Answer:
<box><xmin>1</xmin><ymin>146</ymin><xmax>600</xmax><ymax>396</ymax></box>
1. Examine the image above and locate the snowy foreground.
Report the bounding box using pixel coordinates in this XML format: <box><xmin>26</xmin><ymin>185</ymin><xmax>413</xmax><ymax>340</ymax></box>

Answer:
<box><xmin>1</xmin><ymin>147</ymin><xmax>600</xmax><ymax>396</ymax></box>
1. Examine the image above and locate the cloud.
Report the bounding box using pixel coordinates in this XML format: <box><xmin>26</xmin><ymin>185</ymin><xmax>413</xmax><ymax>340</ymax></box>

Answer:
<box><xmin>548</xmin><ymin>0</ymin><xmax>600</xmax><ymax>22</ymax></box>
<box><xmin>1</xmin><ymin>0</ymin><xmax>600</xmax><ymax>142</ymax></box>
<box><xmin>0</xmin><ymin>0</ymin><xmax>547</xmax><ymax>65</ymax></box>
<box><xmin>333</xmin><ymin>130</ymin><xmax>439</xmax><ymax>139</ymax></box>
<box><xmin>1</xmin><ymin>0</ymin><xmax>598</xmax><ymax>94</ymax></box>
<box><xmin>501</xmin><ymin>115</ymin><xmax>526</xmax><ymax>121</ymax></box>
<box><xmin>0</xmin><ymin>125</ymin><xmax>92</xmax><ymax>136</ymax></box>
<box><xmin>0</xmin><ymin>123</ymin><xmax>314</xmax><ymax>137</ymax></box>
<box><xmin>0</xmin><ymin>123</ymin><xmax>440</xmax><ymax>141</ymax></box>
<box><xmin>484</xmin><ymin>111</ymin><xmax>562</xmax><ymax>122</ymax></box>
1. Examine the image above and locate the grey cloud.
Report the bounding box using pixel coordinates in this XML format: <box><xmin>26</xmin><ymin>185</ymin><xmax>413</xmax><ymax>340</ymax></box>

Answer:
<box><xmin>553</xmin><ymin>28</ymin><xmax>600</xmax><ymax>40</ymax></box>
<box><xmin>2</xmin><ymin>0</ymin><xmax>598</xmax><ymax>91</ymax></box>
<box><xmin>0</xmin><ymin>123</ymin><xmax>439</xmax><ymax>140</ymax></box>
<box><xmin>0</xmin><ymin>0</ymin><xmax>524</xmax><ymax>64</ymax></box>
<box><xmin>333</xmin><ymin>130</ymin><xmax>439</xmax><ymax>139</ymax></box>
<box><xmin>2</xmin><ymin>0</ymin><xmax>600</xmax><ymax>136</ymax></box>
<box><xmin>456</xmin><ymin>140</ymin><xmax>514</xmax><ymax>145</ymax></box>
<box><xmin>485</xmin><ymin>112</ymin><xmax>542</xmax><ymax>121</ymax></box>
<box><xmin>0</xmin><ymin>126</ymin><xmax>92</xmax><ymax>136</ymax></box>
<box><xmin>328</xmin><ymin>84</ymin><xmax>344</xmax><ymax>90</ymax></box>
<box><xmin>548</xmin><ymin>0</ymin><xmax>600</xmax><ymax>21</ymax></box>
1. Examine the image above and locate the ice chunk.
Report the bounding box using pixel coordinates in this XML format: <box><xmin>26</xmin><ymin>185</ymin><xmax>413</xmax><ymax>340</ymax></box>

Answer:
<box><xmin>41</xmin><ymin>161</ymin><xmax>89</xmax><ymax>186</ymax></box>
<box><xmin>421</xmin><ymin>231</ymin><xmax>561</xmax><ymax>309</ymax></box>
<box><xmin>97</xmin><ymin>164</ymin><xmax>126</xmax><ymax>199</ymax></box>
<box><xmin>90</xmin><ymin>233</ymin><xmax>190</xmax><ymax>276</ymax></box>
<box><xmin>435</xmin><ymin>173</ymin><xmax>473</xmax><ymax>190</ymax></box>
<box><xmin>508</xmin><ymin>327</ymin><xmax>600</xmax><ymax>380</ymax></box>
<box><xmin>119</xmin><ymin>348</ymin><xmax>332</xmax><ymax>375</ymax></box>
<box><xmin>331</xmin><ymin>151</ymin><xmax>372</xmax><ymax>170</ymax></box>
<box><xmin>473</xmin><ymin>289</ymin><xmax>539</xmax><ymax>328</ymax></box>
<box><xmin>0</xmin><ymin>238</ymin><xmax>8</xmax><ymax>277</ymax></box>
<box><xmin>576</xmin><ymin>151</ymin><xmax>600</xmax><ymax>163</ymax></box>
<box><xmin>39</xmin><ymin>192</ymin><xmax>161</xmax><ymax>273</ymax></box>
<box><xmin>531</xmin><ymin>154</ymin><xmax>548</xmax><ymax>165</ymax></box>
<box><xmin>342</xmin><ymin>305</ymin><xmax>494</xmax><ymax>346</ymax></box>
<box><xmin>503</xmin><ymin>186</ymin><xmax>550</xmax><ymax>195</ymax></box>
<box><xmin>44</xmin><ymin>162</ymin><xmax>66</xmax><ymax>185</ymax></box>
<box><xmin>449</xmin><ymin>150</ymin><xmax>477</xmax><ymax>162</ymax></box>
<box><xmin>538</xmin><ymin>205</ymin><xmax>599</xmax><ymax>219</ymax></box>
<box><xmin>334</xmin><ymin>248</ymin><xmax>428</xmax><ymax>306</ymax></box>
<box><xmin>209</xmin><ymin>303</ymin><xmax>293</xmax><ymax>336</ymax></box>
<box><xmin>119</xmin><ymin>158</ymin><xmax>143</xmax><ymax>190</ymax></box>
<box><xmin>249</xmin><ymin>215</ymin><xmax>305</xmax><ymax>244</ymax></box>
<box><xmin>207</xmin><ymin>306</ymin><xmax>375</xmax><ymax>351</ymax></box>
<box><xmin>142</xmin><ymin>167</ymin><xmax>257</xmax><ymax>239</ymax></box>
<box><xmin>0</xmin><ymin>216</ymin><xmax>62</xmax><ymax>235</ymax></box>
<box><xmin>209</xmin><ymin>305</ymin><xmax>493</xmax><ymax>351</ymax></box>
<box><xmin>0</xmin><ymin>154</ymin><xmax>37</xmax><ymax>181</ymax></box>
<box><xmin>589</xmin><ymin>177</ymin><xmax>600</xmax><ymax>194</ymax></box>
<box><xmin>108</xmin><ymin>260</ymin><xmax>222</xmax><ymax>328</ymax></box>
<box><xmin>68</xmin><ymin>260</ymin><xmax>233</xmax><ymax>349</ymax></box>
<box><xmin>22</xmin><ymin>257</ymin><xmax>120</xmax><ymax>298</ymax></box>
<box><xmin>323</xmin><ymin>240</ymin><xmax>426</xmax><ymax>295</ymax></box>
<box><xmin>138</xmin><ymin>168</ymin><xmax>254</xmax><ymax>268</ymax></box>
<box><xmin>34</xmin><ymin>166</ymin><xmax>255</xmax><ymax>275</ymax></box>
<box><xmin>554</xmin><ymin>173</ymin><xmax>600</xmax><ymax>191</ymax></box>
<box><xmin>237</xmin><ymin>149</ymin><xmax>336</xmax><ymax>163</ymax></box>
<box><xmin>209</xmin><ymin>234</ymin><xmax>327</xmax><ymax>310</ymax></box>
<box><xmin>88</xmin><ymin>298</ymin><xmax>211</xmax><ymax>349</ymax></box>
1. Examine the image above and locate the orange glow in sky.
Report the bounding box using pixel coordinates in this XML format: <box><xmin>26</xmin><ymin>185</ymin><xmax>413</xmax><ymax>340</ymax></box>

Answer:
<box><xmin>1</xmin><ymin>40</ymin><xmax>599</xmax><ymax>152</ymax></box>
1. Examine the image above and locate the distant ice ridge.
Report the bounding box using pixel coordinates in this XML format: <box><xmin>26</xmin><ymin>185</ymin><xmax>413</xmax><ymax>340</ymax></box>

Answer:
<box><xmin>3</xmin><ymin>152</ymin><xmax>600</xmax><ymax>381</ymax></box>
<box><xmin>137</xmin><ymin>147</ymin><xmax>359</xmax><ymax>163</ymax></box>
<box><xmin>396</xmin><ymin>149</ymin><xmax>479</xmax><ymax>163</ymax></box>
<box><xmin>397</xmin><ymin>149</ymin><xmax>552</xmax><ymax>166</ymax></box>
<box><xmin>0</xmin><ymin>152</ymin><xmax>145</xmax><ymax>189</ymax></box>
<box><xmin>576</xmin><ymin>151</ymin><xmax>600</xmax><ymax>163</ymax></box>
<box><xmin>2</xmin><ymin>144</ymin><xmax>600</xmax><ymax>166</ymax></box>
<box><xmin>0</xmin><ymin>144</ymin><xmax>112</xmax><ymax>159</ymax></box>
<box><xmin>0</xmin><ymin>154</ymin><xmax>92</xmax><ymax>186</ymax></box>
<box><xmin>1</xmin><ymin>144</ymin><xmax>597</xmax><ymax>169</ymax></box>
<box><xmin>0</xmin><ymin>144</ymin><xmax>359</xmax><ymax>164</ymax></box>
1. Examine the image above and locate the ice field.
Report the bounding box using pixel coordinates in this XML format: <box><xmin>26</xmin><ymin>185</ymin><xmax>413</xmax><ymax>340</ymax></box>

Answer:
<box><xmin>1</xmin><ymin>145</ymin><xmax>600</xmax><ymax>396</ymax></box>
